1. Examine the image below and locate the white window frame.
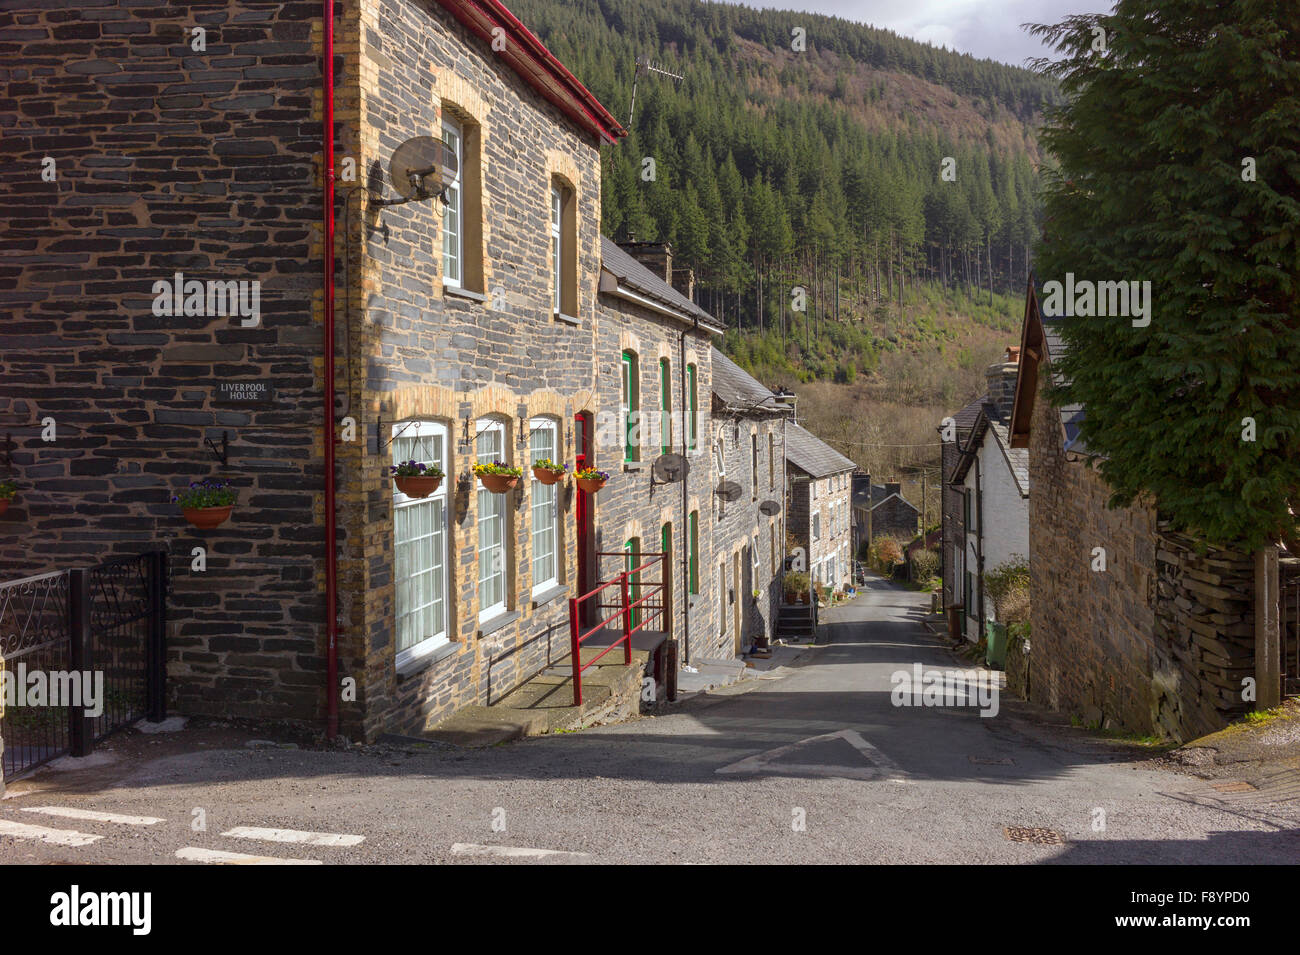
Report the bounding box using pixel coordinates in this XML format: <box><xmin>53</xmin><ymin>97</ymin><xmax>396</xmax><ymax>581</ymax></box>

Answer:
<box><xmin>529</xmin><ymin>417</ymin><xmax>560</xmax><ymax>596</ymax></box>
<box><xmin>476</xmin><ymin>418</ymin><xmax>508</xmax><ymax>622</ymax></box>
<box><xmin>392</xmin><ymin>420</ymin><xmax>450</xmax><ymax>670</ymax></box>
<box><xmin>441</xmin><ymin>117</ymin><xmax>463</xmax><ymax>288</ymax></box>
<box><xmin>812</xmin><ymin>512</ymin><xmax>821</xmax><ymax>541</ymax></box>
<box><xmin>551</xmin><ymin>186</ymin><xmax>563</xmax><ymax>313</ymax></box>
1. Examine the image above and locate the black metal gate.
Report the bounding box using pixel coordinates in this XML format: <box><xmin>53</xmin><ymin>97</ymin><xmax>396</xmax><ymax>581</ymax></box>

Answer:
<box><xmin>1282</xmin><ymin>560</ymin><xmax>1300</xmax><ymax>698</ymax></box>
<box><xmin>1</xmin><ymin>550</ymin><xmax>167</xmax><ymax>781</ymax></box>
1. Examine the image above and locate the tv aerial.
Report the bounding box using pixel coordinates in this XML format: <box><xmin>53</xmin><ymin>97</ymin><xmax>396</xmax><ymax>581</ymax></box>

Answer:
<box><xmin>376</xmin><ymin>135</ymin><xmax>458</xmax><ymax>208</ymax></box>
<box><xmin>715</xmin><ymin>480</ymin><xmax>743</xmax><ymax>503</ymax></box>
<box><xmin>627</xmin><ymin>55</ymin><xmax>684</xmax><ymax>129</ymax></box>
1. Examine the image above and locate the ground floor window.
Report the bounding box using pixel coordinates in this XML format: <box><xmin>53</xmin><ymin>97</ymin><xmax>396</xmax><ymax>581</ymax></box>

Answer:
<box><xmin>477</xmin><ymin>419</ymin><xmax>508</xmax><ymax>620</ymax></box>
<box><xmin>392</xmin><ymin>421</ymin><xmax>449</xmax><ymax>667</ymax></box>
<box><xmin>529</xmin><ymin>418</ymin><xmax>559</xmax><ymax>594</ymax></box>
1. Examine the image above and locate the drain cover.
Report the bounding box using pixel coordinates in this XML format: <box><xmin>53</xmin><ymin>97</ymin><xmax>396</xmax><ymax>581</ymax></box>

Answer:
<box><xmin>1209</xmin><ymin>780</ymin><xmax>1257</xmax><ymax>793</ymax></box>
<box><xmin>1003</xmin><ymin>826</ymin><xmax>1066</xmax><ymax>845</ymax></box>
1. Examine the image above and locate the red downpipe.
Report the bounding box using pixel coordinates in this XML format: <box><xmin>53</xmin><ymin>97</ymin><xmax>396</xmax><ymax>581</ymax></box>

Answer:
<box><xmin>322</xmin><ymin>0</ymin><xmax>339</xmax><ymax>739</ymax></box>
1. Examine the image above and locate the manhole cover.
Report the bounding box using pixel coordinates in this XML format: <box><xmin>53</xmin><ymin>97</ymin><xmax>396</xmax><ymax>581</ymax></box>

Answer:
<box><xmin>1209</xmin><ymin>780</ymin><xmax>1257</xmax><ymax>793</ymax></box>
<box><xmin>1003</xmin><ymin>826</ymin><xmax>1066</xmax><ymax>845</ymax></box>
<box><xmin>969</xmin><ymin>755</ymin><xmax>1015</xmax><ymax>765</ymax></box>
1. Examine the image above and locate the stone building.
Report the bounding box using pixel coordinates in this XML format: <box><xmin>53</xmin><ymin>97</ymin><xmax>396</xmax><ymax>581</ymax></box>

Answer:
<box><xmin>851</xmin><ymin>474</ymin><xmax>919</xmax><ymax>557</ymax></box>
<box><xmin>0</xmin><ymin>0</ymin><xmax>728</xmax><ymax>740</ymax></box>
<box><xmin>947</xmin><ymin>350</ymin><xmax>1029</xmax><ymax>641</ymax></box>
<box><xmin>1009</xmin><ymin>282</ymin><xmax>1264</xmax><ymax>740</ymax></box>
<box><xmin>939</xmin><ymin>397</ymin><xmax>983</xmax><ymax>617</ymax></box>
<box><xmin>709</xmin><ymin>348</ymin><xmax>792</xmax><ymax>657</ymax></box>
<box><xmin>785</xmin><ymin>424</ymin><xmax>856</xmax><ymax>595</ymax></box>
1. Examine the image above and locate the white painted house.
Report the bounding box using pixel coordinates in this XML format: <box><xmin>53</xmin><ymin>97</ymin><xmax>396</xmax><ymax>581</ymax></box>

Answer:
<box><xmin>950</xmin><ymin>352</ymin><xmax>1029</xmax><ymax>642</ymax></box>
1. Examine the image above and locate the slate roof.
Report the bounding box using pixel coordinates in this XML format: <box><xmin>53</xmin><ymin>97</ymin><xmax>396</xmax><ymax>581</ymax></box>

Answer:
<box><xmin>785</xmin><ymin>423</ymin><xmax>857</xmax><ymax>478</ymax></box>
<box><xmin>1041</xmin><ymin>315</ymin><xmax>1088</xmax><ymax>454</ymax></box>
<box><xmin>952</xmin><ymin>403</ymin><xmax>1030</xmax><ymax>497</ymax></box>
<box><xmin>599</xmin><ymin>237</ymin><xmax>722</xmax><ymax>331</ymax></box>
<box><xmin>711</xmin><ymin>348</ymin><xmax>787</xmax><ymax>412</ymax></box>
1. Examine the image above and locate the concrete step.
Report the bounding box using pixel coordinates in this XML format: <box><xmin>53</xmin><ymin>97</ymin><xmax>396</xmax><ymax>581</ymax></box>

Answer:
<box><xmin>421</xmin><ymin>645</ymin><xmax>654</xmax><ymax>747</ymax></box>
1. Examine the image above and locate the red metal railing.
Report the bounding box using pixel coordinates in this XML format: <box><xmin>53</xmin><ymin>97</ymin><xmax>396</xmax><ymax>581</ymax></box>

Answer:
<box><xmin>567</xmin><ymin>552</ymin><xmax>668</xmax><ymax>705</ymax></box>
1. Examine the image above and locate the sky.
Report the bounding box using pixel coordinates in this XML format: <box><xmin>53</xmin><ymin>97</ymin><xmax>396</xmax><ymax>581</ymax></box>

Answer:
<box><xmin>747</xmin><ymin>0</ymin><xmax>1114</xmax><ymax>68</ymax></box>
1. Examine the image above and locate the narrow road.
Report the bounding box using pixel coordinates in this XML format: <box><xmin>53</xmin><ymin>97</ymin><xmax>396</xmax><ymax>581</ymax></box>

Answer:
<box><xmin>3</xmin><ymin>577</ymin><xmax>1297</xmax><ymax>864</ymax></box>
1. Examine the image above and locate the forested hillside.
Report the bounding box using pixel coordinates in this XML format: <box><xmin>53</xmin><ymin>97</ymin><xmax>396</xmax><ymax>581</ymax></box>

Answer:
<box><xmin>513</xmin><ymin>0</ymin><xmax>1055</xmax><ymax>333</ymax></box>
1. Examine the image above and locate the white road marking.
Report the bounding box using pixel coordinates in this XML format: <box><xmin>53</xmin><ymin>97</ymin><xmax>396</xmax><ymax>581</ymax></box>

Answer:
<box><xmin>221</xmin><ymin>826</ymin><xmax>364</xmax><ymax>847</ymax></box>
<box><xmin>451</xmin><ymin>842</ymin><xmax>590</xmax><ymax>859</ymax></box>
<box><xmin>175</xmin><ymin>847</ymin><xmax>322</xmax><ymax>865</ymax></box>
<box><xmin>0</xmin><ymin>818</ymin><xmax>103</xmax><ymax>847</ymax></box>
<box><xmin>715</xmin><ymin>728</ymin><xmax>911</xmax><ymax>782</ymax></box>
<box><xmin>21</xmin><ymin>806</ymin><xmax>165</xmax><ymax>826</ymax></box>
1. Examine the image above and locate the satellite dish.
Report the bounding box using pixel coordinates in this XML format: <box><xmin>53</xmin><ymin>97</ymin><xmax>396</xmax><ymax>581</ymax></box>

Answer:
<box><xmin>652</xmin><ymin>453</ymin><xmax>689</xmax><ymax>484</ymax></box>
<box><xmin>758</xmin><ymin>500</ymin><xmax>781</xmax><ymax>516</ymax></box>
<box><xmin>715</xmin><ymin>480</ymin><xmax>743</xmax><ymax>502</ymax></box>
<box><xmin>389</xmin><ymin>136</ymin><xmax>458</xmax><ymax>202</ymax></box>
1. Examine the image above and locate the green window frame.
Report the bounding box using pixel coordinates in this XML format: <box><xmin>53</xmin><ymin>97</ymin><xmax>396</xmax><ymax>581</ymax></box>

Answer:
<box><xmin>688</xmin><ymin>510</ymin><xmax>699</xmax><ymax>594</ymax></box>
<box><xmin>622</xmin><ymin>350</ymin><xmax>639</xmax><ymax>462</ymax></box>
<box><xmin>659</xmin><ymin>357</ymin><xmax>672</xmax><ymax>455</ymax></box>
<box><xmin>687</xmin><ymin>363</ymin><xmax>697</xmax><ymax>451</ymax></box>
<box><xmin>625</xmin><ymin>537</ymin><xmax>642</xmax><ymax>629</ymax></box>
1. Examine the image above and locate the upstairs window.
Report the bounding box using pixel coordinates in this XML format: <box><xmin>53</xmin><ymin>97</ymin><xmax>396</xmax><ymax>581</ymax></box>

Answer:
<box><xmin>441</xmin><ymin>118</ymin><xmax>463</xmax><ymax>287</ymax></box>
<box><xmin>659</xmin><ymin>357</ymin><xmax>672</xmax><ymax>455</ymax></box>
<box><xmin>621</xmin><ymin>350</ymin><xmax>640</xmax><ymax>462</ymax></box>
<box><xmin>751</xmin><ymin>433</ymin><xmax>759</xmax><ymax>501</ymax></box>
<box><xmin>768</xmin><ymin>433</ymin><xmax>775</xmax><ymax>491</ymax></box>
<box><xmin>687</xmin><ymin>363</ymin><xmax>698</xmax><ymax>451</ymax></box>
<box><xmin>813</xmin><ymin>513</ymin><xmax>821</xmax><ymax>541</ymax></box>
<box><xmin>551</xmin><ymin>179</ymin><xmax>576</xmax><ymax>318</ymax></box>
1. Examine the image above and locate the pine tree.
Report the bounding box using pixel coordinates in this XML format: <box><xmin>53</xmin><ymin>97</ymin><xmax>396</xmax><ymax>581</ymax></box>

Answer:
<box><xmin>1031</xmin><ymin>0</ymin><xmax>1300</xmax><ymax>551</ymax></box>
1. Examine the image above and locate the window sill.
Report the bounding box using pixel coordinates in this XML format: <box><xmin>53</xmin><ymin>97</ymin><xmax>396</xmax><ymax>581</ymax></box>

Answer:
<box><xmin>444</xmin><ymin>285</ymin><xmax>487</xmax><ymax>303</ymax></box>
<box><xmin>395</xmin><ymin>640</ymin><xmax>459</xmax><ymax>681</ymax></box>
<box><xmin>531</xmin><ymin>583</ymin><xmax>568</xmax><ymax>608</ymax></box>
<box><xmin>553</xmin><ymin>311</ymin><xmax>580</xmax><ymax>326</ymax></box>
<box><xmin>622</xmin><ymin>461</ymin><xmax>644</xmax><ymax>472</ymax></box>
<box><xmin>477</xmin><ymin>609</ymin><xmax>522</xmax><ymax>638</ymax></box>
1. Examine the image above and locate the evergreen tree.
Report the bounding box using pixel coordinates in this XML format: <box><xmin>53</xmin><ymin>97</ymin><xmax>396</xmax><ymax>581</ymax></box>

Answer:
<box><xmin>1031</xmin><ymin>0</ymin><xmax>1300</xmax><ymax>551</ymax></box>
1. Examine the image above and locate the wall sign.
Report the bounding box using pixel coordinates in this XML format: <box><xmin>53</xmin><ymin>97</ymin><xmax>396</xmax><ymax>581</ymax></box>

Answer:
<box><xmin>215</xmin><ymin>380</ymin><xmax>275</xmax><ymax>406</ymax></box>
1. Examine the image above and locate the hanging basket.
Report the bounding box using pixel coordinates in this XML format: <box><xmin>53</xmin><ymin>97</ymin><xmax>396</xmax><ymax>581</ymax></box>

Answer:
<box><xmin>182</xmin><ymin>505</ymin><xmax>232</xmax><ymax>530</ymax></box>
<box><xmin>531</xmin><ymin>466</ymin><xmax>564</xmax><ymax>486</ymax></box>
<box><xmin>393</xmin><ymin>475</ymin><xmax>442</xmax><ymax>498</ymax></box>
<box><xmin>576</xmin><ymin>477</ymin><xmax>607</xmax><ymax>494</ymax></box>
<box><xmin>477</xmin><ymin>472</ymin><xmax>519</xmax><ymax>494</ymax></box>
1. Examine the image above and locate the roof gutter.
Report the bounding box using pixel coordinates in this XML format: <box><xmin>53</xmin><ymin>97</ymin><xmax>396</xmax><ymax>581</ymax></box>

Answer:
<box><xmin>598</xmin><ymin>272</ymin><xmax>724</xmax><ymax>335</ymax></box>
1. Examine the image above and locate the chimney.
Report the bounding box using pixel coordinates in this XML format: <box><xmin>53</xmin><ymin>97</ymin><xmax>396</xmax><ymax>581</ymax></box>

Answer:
<box><xmin>671</xmin><ymin>266</ymin><xmax>695</xmax><ymax>301</ymax></box>
<box><xmin>985</xmin><ymin>350</ymin><xmax>1019</xmax><ymax>422</ymax></box>
<box><xmin>617</xmin><ymin>239</ymin><xmax>672</xmax><ymax>283</ymax></box>
<box><xmin>885</xmin><ymin>482</ymin><xmax>901</xmax><ymax>498</ymax></box>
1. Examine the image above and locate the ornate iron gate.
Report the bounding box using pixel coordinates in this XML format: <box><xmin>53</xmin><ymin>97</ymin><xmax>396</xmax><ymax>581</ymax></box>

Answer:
<box><xmin>0</xmin><ymin>550</ymin><xmax>167</xmax><ymax>781</ymax></box>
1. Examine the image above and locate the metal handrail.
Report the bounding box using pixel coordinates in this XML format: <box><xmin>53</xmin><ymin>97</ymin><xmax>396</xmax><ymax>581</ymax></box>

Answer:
<box><xmin>568</xmin><ymin>552</ymin><xmax>668</xmax><ymax>705</ymax></box>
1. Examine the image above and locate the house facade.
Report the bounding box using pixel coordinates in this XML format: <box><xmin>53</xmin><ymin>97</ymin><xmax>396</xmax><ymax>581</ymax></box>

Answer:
<box><xmin>709</xmin><ymin>348</ymin><xmax>792</xmax><ymax>657</ymax></box>
<box><xmin>0</xmin><ymin>0</ymin><xmax>730</xmax><ymax>741</ymax></box>
<box><xmin>851</xmin><ymin>474</ymin><xmax>919</xmax><ymax>557</ymax></box>
<box><xmin>939</xmin><ymin>397</ymin><xmax>983</xmax><ymax>617</ymax></box>
<box><xmin>785</xmin><ymin>424</ymin><xmax>856</xmax><ymax>595</ymax></box>
<box><xmin>1010</xmin><ymin>283</ymin><xmax>1265</xmax><ymax>740</ymax></box>
<box><xmin>948</xmin><ymin>351</ymin><xmax>1029</xmax><ymax>641</ymax></box>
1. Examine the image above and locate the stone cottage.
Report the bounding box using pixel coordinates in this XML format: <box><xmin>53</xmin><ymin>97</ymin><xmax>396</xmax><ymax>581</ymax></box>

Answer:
<box><xmin>785</xmin><ymin>424</ymin><xmax>856</xmax><ymax>595</ymax></box>
<box><xmin>709</xmin><ymin>347</ymin><xmax>793</xmax><ymax>657</ymax></box>
<box><xmin>947</xmin><ymin>349</ymin><xmax>1029</xmax><ymax>642</ymax></box>
<box><xmin>850</xmin><ymin>474</ymin><xmax>919</xmax><ymax>557</ymax></box>
<box><xmin>0</xmin><ymin>0</ymin><xmax>728</xmax><ymax>742</ymax></box>
<box><xmin>1009</xmin><ymin>281</ymin><xmax>1270</xmax><ymax>740</ymax></box>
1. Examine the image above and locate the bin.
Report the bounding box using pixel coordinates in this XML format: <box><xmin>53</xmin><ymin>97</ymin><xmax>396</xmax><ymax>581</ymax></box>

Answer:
<box><xmin>946</xmin><ymin>604</ymin><xmax>964</xmax><ymax>642</ymax></box>
<box><xmin>985</xmin><ymin>620</ymin><xmax>1008</xmax><ymax>670</ymax></box>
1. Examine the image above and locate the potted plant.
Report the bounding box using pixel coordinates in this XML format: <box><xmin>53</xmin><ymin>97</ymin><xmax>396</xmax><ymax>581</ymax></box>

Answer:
<box><xmin>782</xmin><ymin>571</ymin><xmax>809</xmax><ymax>604</ymax></box>
<box><xmin>0</xmin><ymin>479</ymin><xmax>15</xmax><ymax>517</ymax></box>
<box><xmin>531</xmin><ymin>458</ymin><xmax>567</xmax><ymax>486</ymax></box>
<box><xmin>390</xmin><ymin>460</ymin><xmax>444</xmax><ymax>498</ymax></box>
<box><xmin>473</xmin><ymin>460</ymin><xmax>523</xmax><ymax>493</ymax></box>
<box><xmin>574</xmin><ymin>466</ymin><xmax>610</xmax><ymax>494</ymax></box>
<box><xmin>174</xmin><ymin>479</ymin><xmax>236</xmax><ymax>529</ymax></box>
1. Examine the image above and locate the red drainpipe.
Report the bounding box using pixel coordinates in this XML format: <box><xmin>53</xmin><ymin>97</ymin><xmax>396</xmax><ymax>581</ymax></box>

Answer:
<box><xmin>322</xmin><ymin>0</ymin><xmax>340</xmax><ymax>740</ymax></box>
